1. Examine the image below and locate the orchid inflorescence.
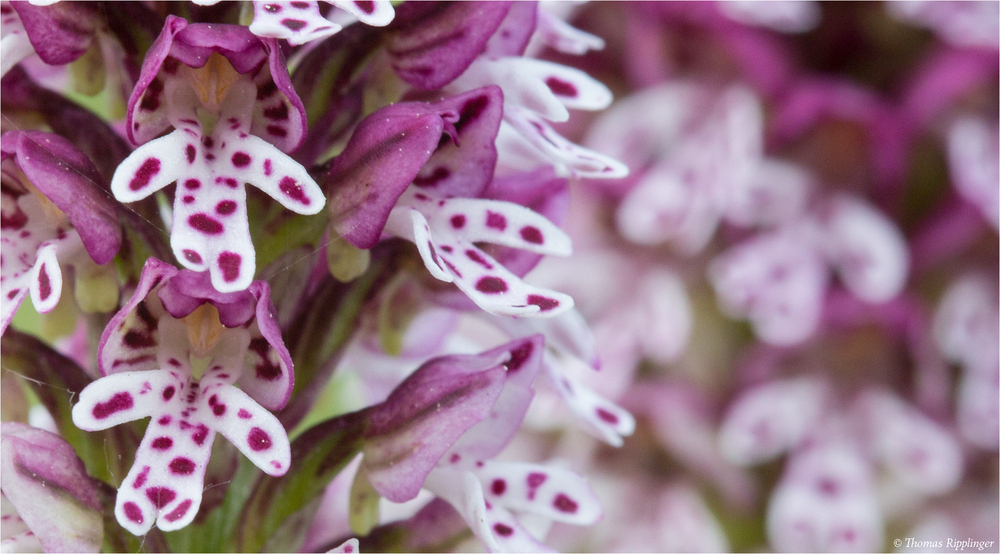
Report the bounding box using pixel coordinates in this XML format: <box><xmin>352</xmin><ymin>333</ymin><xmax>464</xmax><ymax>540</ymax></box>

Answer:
<box><xmin>1</xmin><ymin>1</ymin><xmax>998</xmax><ymax>553</ymax></box>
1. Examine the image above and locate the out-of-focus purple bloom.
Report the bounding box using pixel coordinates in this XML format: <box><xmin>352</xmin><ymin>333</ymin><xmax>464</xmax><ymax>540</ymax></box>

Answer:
<box><xmin>1</xmin><ymin>130</ymin><xmax>122</xmax><ymax>334</ymax></box>
<box><xmin>710</xmin><ymin>194</ymin><xmax>908</xmax><ymax>345</ymax></box>
<box><xmin>71</xmin><ymin>258</ymin><xmax>292</xmax><ymax>534</ymax></box>
<box><xmin>933</xmin><ymin>273</ymin><xmax>999</xmax><ymax>449</ymax></box>
<box><xmin>947</xmin><ymin>116</ymin><xmax>999</xmax><ymax>229</ymax></box>
<box><xmin>1</xmin><ymin>422</ymin><xmax>103</xmax><ymax>552</ymax></box>
<box><xmin>717</xmin><ymin>1</ymin><xmax>821</xmax><ymax>34</ymax></box>
<box><xmin>888</xmin><ymin>1</ymin><xmax>1000</xmax><ymax>49</ymax></box>
<box><xmin>1</xmin><ymin>1</ymin><xmax>98</xmax><ymax>77</ymax></box>
<box><xmin>112</xmin><ymin>17</ymin><xmax>324</xmax><ymax>292</ymax></box>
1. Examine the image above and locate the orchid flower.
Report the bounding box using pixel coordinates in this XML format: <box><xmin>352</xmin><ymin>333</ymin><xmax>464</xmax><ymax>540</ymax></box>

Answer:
<box><xmin>0</xmin><ymin>1</ymin><xmax>98</xmax><ymax>78</ymax></box>
<box><xmin>356</xmin><ymin>334</ymin><xmax>602</xmax><ymax>552</ymax></box>
<box><xmin>933</xmin><ymin>274</ymin><xmax>1000</xmax><ymax>449</ymax></box>
<box><xmin>947</xmin><ymin>116</ymin><xmax>999</xmax><ymax>229</ymax></box>
<box><xmin>70</xmin><ymin>258</ymin><xmax>293</xmax><ymax>534</ymax></box>
<box><xmin>720</xmin><ymin>378</ymin><xmax>964</xmax><ymax>552</ymax></box>
<box><xmin>111</xmin><ymin>16</ymin><xmax>324</xmax><ymax>293</ymax></box>
<box><xmin>709</xmin><ymin>195</ymin><xmax>908</xmax><ymax>345</ymax></box>
<box><xmin>1</xmin><ymin>130</ymin><xmax>122</xmax><ymax>335</ymax></box>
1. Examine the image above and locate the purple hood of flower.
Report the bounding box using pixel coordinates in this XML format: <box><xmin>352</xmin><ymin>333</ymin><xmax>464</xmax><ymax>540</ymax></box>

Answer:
<box><xmin>127</xmin><ymin>15</ymin><xmax>307</xmax><ymax>152</ymax></box>
<box><xmin>323</xmin><ymin>86</ymin><xmax>503</xmax><ymax>249</ymax></box>
<box><xmin>0</xmin><ymin>130</ymin><xmax>121</xmax><ymax>265</ymax></box>
<box><xmin>98</xmin><ymin>258</ymin><xmax>294</xmax><ymax>411</ymax></box>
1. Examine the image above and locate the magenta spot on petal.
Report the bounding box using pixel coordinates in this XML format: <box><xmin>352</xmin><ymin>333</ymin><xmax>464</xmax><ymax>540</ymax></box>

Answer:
<box><xmin>817</xmin><ymin>477</ymin><xmax>839</xmax><ymax>496</ymax></box>
<box><xmin>185</xmin><ymin>144</ymin><xmax>196</xmax><ymax>164</ymax></box>
<box><xmin>413</xmin><ymin>166</ymin><xmax>450</xmax><ymax>188</ymax></box>
<box><xmin>123</xmin><ymin>502</ymin><xmax>144</xmax><ymax>524</ymax></box>
<box><xmin>441</xmin><ymin>245</ymin><xmax>453</xmax><ymax>252</ymax></box>
<box><xmin>168</xmin><ymin>358</ymin><xmax>181</xmax><ymax>367</ymax></box>
<box><xmin>486</xmin><ymin>211</ymin><xmax>507</xmax><ymax>230</ymax></box>
<box><xmin>263</xmin><ymin>159</ymin><xmax>273</xmax><ymax>176</ymax></box>
<box><xmin>266</xmin><ymin>125</ymin><xmax>287</xmax><ymax>138</ymax></box>
<box><xmin>264</xmin><ymin>3</ymin><xmax>280</xmax><ymax>13</ymax></box>
<box><xmin>158</xmin><ymin>415</ymin><xmax>171</xmax><ymax>425</ymax></box>
<box><xmin>92</xmin><ymin>392</ymin><xmax>133</xmax><ymax>419</ymax></box>
<box><xmin>162</xmin><ymin>386</ymin><xmax>175</xmax><ymax>401</ymax></box>
<box><xmin>545</xmin><ymin>77</ymin><xmax>579</xmax><ymax>98</ymax></box>
<box><xmin>493</xmin><ymin>523</ymin><xmax>513</xmax><ymax>537</ymax></box>
<box><xmin>133</xmin><ymin>466</ymin><xmax>150</xmax><ymax>489</ymax></box>
<box><xmin>6</xmin><ymin>289</ymin><xmax>20</xmax><ymax>300</ymax></box>
<box><xmin>344</xmin><ymin>546</ymin><xmax>354</xmax><ymax>554</ymax></box>
<box><xmin>146</xmin><ymin>487</ymin><xmax>176</xmax><ymax>509</ymax></box>
<box><xmin>491</xmin><ymin>479</ymin><xmax>506</xmax><ymax>495</ymax></box>
<box><xmin>123</xmin><ymin>330</ymin><xmax>154</xmax><ymax>348</ymax></box>
<box><xmin>527</xmin><ymin>295</ymin><xmax>559</xmax><ymax>311</ymax></box>
<box><xmin>218</xmin><ymin>252</ymin><xmax>242</xmax><ymax>283</ymax></box>
<box><xmin>278</xmin><ymin>176</ymin><xmax>311</xmax><ymax>205</ymax></box>
<box><xmin>238</xmin><ymin>408</ymin><xmax>251</xmax><ymax>419</ymax></box>
<box><xmin>192</xmin><ymin>424</ymin><xmax>209</xmax><ymax>446</ymax></box>
<box><xmin>231</xmin><ymin>152</ymin><xmax>251</xmax><ymax>167</ymax></box>
<box><xmin>596</xmin><ymin>408</ymin><xmax>619</xmax><ymax>424</ymax></box>
<box><xmin>506</xmin><ymin>341</ymin><xmax>533</xmax><ymax>372</ymax></box>
<box><xmin>249</xmin><ymin>337</ymin><xmax>283</xmax><ymax>380</ymax></box>
<box><xmin>476</xmin><ymin>277</ymin><xmax>507</xmax><ymax>294</ymax></box>
<box><xmin>164</xmin><ymin>499</ymin><xmax>192</xmax><ymax>522</ymax></box>
<box><xmin>449</xmin><ymin>453</ymin><xmax>461</xmax><ymax>463</ymax></box>
<box><xmin>129</xmin><ymin>158</ymin><xmax>161</xmax><ymax>191</ymax></box>
<box><xmin>169</xmin><ymin>457</ymin><xmax>195</xmax><ymax>475</ymax></box>
<box><xmin>264</xmin><ymin>103</ymin><xmax>290</xmax><ymax>121</ymax></box>
<box><xmin>162</xmin><ymin>56</ymin><xmax>179</xmax><ymax>74</ymax></box>
<box><xmin>184</xmin><ymin>179</ymin><xmax>200</xmax><ymax>190</ymax></box>
<box><xmin>524</xmin><ymin>474</ymin><xmax>549</xmax><ymax>493</ymax></box>
<box><xmin>465</xmin><ymin>249</ymin><xmax>493</xmax><ymax>269</ymax></box>
<box><xmin>213</xmin><ymin>404</ymin><xmax>226</xmax><ymax>416</ymax></box>
<box><xmin>216</xmin><ymin>200</ymin><xmax>237</xmax><ymax>215</ymax></box>
<box><xmin>450</xmin><ymin>214</ymin><xmax>466</xmax><ymax>229</ymax></box>
<box><xmin>456</xmin><ymin>95</ymin><xmax>489</xmax><ymax>133</ymax></box>
<box><xmin>519</xmin><ymin>226</ymin><xmax>543</xmax><ymax>244</ymax></box>
<box><xmin>355</xmin><ymin>0</ymin><xmax>375</xmax><ymax>14</ymax></box>
<box><xmin>248</xmin><ymin>427</ymin><xmax>272</xmax><ymax>451</ymax></box>
<box><xmin>151</xmin><ymin>437</ymin><xmax>173</xmax><ymax>450</ymax></box>
<box><xmin>291</xmin><ymin>1</ymin><xmax>309</xmax><ymax>8</ymax></box>
<box><xmin>188</xmin><ymin>213</ymin><xmax>224</xmax><ymax>235</ymax></box>
<box><xmin>37</xmin><ymin>267</ymin><xmax>52</xmax><ymax>300</ymax></box>
<box><xmin>183</xmin><ymin>195</ymin><xmax>195</xmax><ymax>204</ymax></box>
<box><xmin>553</xmin><ymin>493</ymin><xmax>578</xmax><ymax>513</ymax></box>
<box><xmin>183</xmin><ymin>250</ymin><xmax>203</xmax><ymax>264</ymax></box>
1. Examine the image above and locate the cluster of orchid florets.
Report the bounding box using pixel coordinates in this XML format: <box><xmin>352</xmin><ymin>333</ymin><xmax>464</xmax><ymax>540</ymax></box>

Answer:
<box><xmin>1</xmin><ymin>1</ymin><xmax>998</xmax><ymax>553</ymax></box>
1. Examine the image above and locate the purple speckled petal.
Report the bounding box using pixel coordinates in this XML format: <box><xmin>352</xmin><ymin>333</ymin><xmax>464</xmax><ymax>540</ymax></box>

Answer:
<box><xmin>98</xmin><ymin>258</ymin><xmax>178</xmax><ymax>376</ymax></box>
<box><xmin>385</xmin><ymin>188</ymin><xmax>574</xmax><ymax>317</ymax></box>
<box><xmin>9</xmin><ymin>1</ymin><xmax>95</xmax><ymax>66</ymax></box>
<box><xmin>2</xmin><ymin>130</ymin><xmax>122</xmax><ymax>264</ymax></box>
<box><xmin>475</xmin><ymin>460</ymin><xmax>602</xmax><ymax>525</ymax></box>
<box><xmin>0</xmin><ymin>423</ymin><xmax>103</xmax><ymax>553</ymax></box>
<box><xmin>412</xmin><ymin>86</ymin><xmax>503</xmax><ymax>200</ymax></box>
<box><xmin>362</xmin><ymin>347</ymin><xmax>509</xmax><ymax>502</ymax></box>
<box><xmin>423</xmin><ymin>468</ymin><xmax>554</xmax><ymax>553</ymax></box>
<box><xmin>249</xmin><ymin>2</ymin><xmax>342</xmax><ymax>46</ymax></box>
<box><xmin>544</xmin><ymin>363</ymin><xmax>636</xmax><ymax>448</ymax></box>
<box><xmin>322</xmin><ymin>100</ymin><xmax>452</xmax><ymax>249</ymax></box>
<box><xmin>331</xmin><ymin>0</ymin><xmax>394</xmax><ymax>26</ymax></box>
<box><xmin>483</xmin><ymin>0</ymin><xmax>537</xmax><ymax>58</ymax></box>
<box><xmin>327</xmin><ymin>537</ymin><xmax>360</xmax><ymax>553</ymax></box>
<box><xmin>387</xmin><ymin>1</ymin><xmax>512</xmax><ymax>90</ymax></box>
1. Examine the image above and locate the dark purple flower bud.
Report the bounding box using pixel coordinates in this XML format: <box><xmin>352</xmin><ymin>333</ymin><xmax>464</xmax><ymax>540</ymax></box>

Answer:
<box><xmin>387</xmin><ymin>1</ymin><xmax>513</xmax><ymax>89</ymax></box>
<box><xmin>9</xmin><ymin>1</ymin><xmax>97</xmax><ymax>66</ymax></box>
